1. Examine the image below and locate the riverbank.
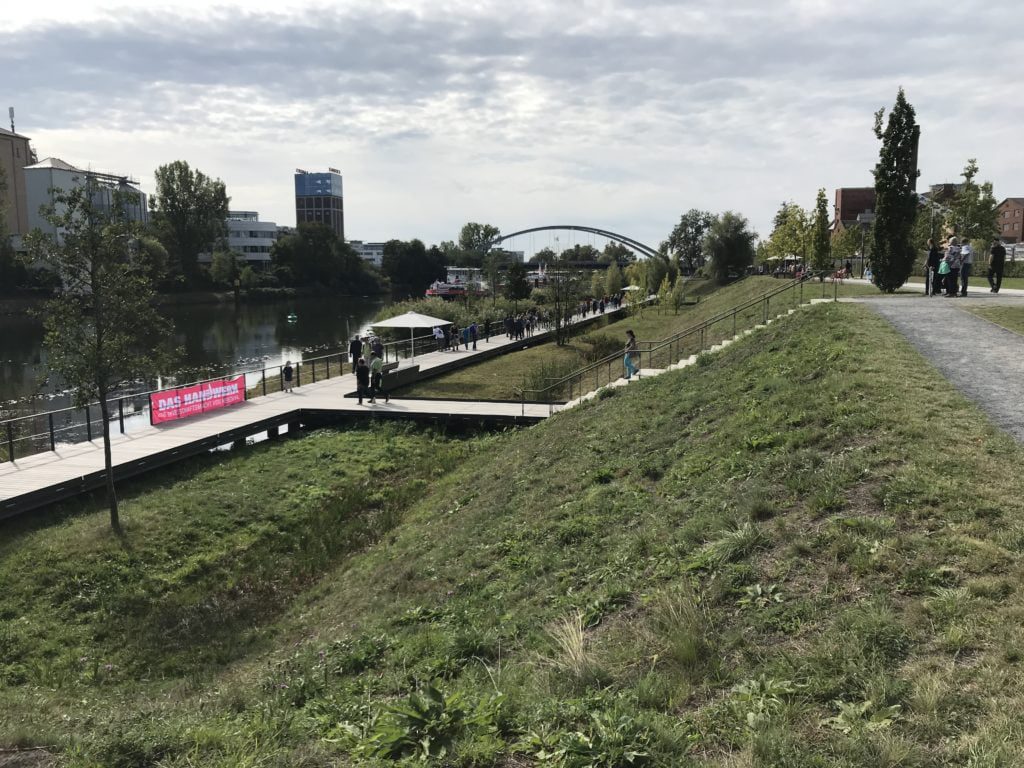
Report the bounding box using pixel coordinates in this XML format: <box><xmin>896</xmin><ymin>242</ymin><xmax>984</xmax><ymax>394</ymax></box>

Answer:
<box><xmin>5</xmin><ymin>302</ymin><xmax>1024</xmax><ymax>764</ymax></box>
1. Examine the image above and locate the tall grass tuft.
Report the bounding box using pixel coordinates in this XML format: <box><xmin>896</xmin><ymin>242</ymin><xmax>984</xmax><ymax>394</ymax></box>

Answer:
<box><xmin>538</xmin><ymin>610</ymin><xmax>605</xmax><ymax>688</ymax></box>
<box><xmin>648</xmin><ymin>583</ymin><xmax>715</xmax><ymax>680</ymax></box>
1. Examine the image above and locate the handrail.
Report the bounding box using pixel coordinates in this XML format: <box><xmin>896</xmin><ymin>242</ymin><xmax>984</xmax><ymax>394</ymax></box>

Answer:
<box><xmin>520</xmin><ymin>272</ymin><xmax>838</xmax><ymax>413</ymax></box>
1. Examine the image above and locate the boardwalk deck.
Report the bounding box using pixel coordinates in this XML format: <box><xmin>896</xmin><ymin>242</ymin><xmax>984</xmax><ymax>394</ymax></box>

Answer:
<box><xmin>0</xmin><ymin>305</ymin><xmax>638</xmax><ymax>519</ymax></box>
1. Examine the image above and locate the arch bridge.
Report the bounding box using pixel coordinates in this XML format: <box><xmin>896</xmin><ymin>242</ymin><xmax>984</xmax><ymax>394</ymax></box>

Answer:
<box><xmin>486</xmin><ymin>225</ymin><xmax>660</xmax><ymax>260</ymax></box>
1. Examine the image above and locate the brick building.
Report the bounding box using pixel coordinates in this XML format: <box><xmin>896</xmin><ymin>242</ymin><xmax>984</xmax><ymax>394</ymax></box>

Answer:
<box><xmin>997</xmin><ymin>198</ymin><xmax>1024</xmax><ymax>243</ymax></box>
<box><xmin>832</xmin><ymin>187</ymin><xmax>876</xmax><ymax>231</ymax></box>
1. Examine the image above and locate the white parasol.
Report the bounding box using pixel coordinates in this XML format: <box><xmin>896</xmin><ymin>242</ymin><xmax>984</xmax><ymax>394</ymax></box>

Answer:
<box><xmin>370</xmin><ymin>311</ymin><xmax>452</xmax><ymax>362</ymax></box>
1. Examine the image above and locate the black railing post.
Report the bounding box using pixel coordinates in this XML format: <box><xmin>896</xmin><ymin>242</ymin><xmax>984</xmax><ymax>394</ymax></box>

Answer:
<box><xmin>6</xmin><ymin>423</ymin><xmax>14</xmax><ymax>462</ymax></box>
<box><xmin>312</xmin><ymin>359</ymin><xmax>317</xmax><ymax>383</ymax></box>
<box><xmin>296</xmin><ymin>363</ymin><xmax>301</xmax><ymax>387</ymax></box>
<box><xmin>85</xmin><ymin>405</ymin><xmax>92</xmax><ymax>442</ymax></box>
<box><xmin>262</xmin><ymin>369</ymin><xmax>267</xmax><ymax>396</ymax></box>
<box><xmin>48</xmin><ymin>413</ymin><xmax>55</xmax><ymax>452</ymax></box>
<box><xmin>118</xmin><ymin>399</ymin><xmax>125</xmax><ymax>434</ymax></box>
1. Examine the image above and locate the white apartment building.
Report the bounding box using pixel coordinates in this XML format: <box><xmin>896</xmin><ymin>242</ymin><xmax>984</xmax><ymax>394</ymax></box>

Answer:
<box><xmin>224</xmin><ymin>211</ymin><xmax>278</xmax><ymax>266</ymax></box>
<box><xmin>349</xmin><ymin>240</ymin><xmax>384</xmax><ymax>268</ymax></box>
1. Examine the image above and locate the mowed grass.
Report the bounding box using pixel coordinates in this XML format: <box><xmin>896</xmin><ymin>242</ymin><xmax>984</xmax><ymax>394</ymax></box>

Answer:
<box><xmin>399</xmin><ymin>276</ymin><xmax>885</xmax><ymax>401</ymax></box>
<box><xmin>6</xmin><ymin>302</ymin><xmax>1024</xmax><ymax>765</ymax></box>
<box><xmin>966</xmin><ymin>304</ymin><xmax>1024</xmax><ymax>336</ymax></box>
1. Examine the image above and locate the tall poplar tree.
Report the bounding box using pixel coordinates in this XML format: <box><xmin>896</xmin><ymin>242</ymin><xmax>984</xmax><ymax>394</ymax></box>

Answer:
<box><xmin>810</xmin><ymin>188</ymin><xmax>832</xmax><ymax>272</ymax></box>
<box><xmin>871</xmin><ymin>88</ymin><xmax>920</xmax><ymax>291</ymax></box>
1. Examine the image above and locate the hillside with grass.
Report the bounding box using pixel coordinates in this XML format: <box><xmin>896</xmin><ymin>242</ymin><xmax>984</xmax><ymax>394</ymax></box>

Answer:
<box><xmin>399</xmin><ymin>276</ymin><xmax>883</xmax><ymax>401</ymax></box>
<box><xmin>3</xmin><ymin>301</ymin><xmax>1024</xmax><ymax>766</ymax></box>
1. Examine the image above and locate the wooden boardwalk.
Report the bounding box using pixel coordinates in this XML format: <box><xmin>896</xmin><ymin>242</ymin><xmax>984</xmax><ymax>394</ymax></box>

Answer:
<box><xmin>0</xmin><ymin>307</ymin><xmax>638</xmax><ymax>519</ymax></box>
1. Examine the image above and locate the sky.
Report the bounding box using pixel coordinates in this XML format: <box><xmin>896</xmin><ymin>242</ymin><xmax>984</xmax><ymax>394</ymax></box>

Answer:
<box><xmin>3</xmin><ymin>0</ymin><xmax>1020</xmax><ymax>256</ymax></box>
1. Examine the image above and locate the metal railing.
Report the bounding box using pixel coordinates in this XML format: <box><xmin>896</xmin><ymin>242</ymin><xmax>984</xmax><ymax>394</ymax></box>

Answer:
<box><xmin>519</xmin><ymin>273</ymin><xmax>839</xmax><ymax>413</ymax></box>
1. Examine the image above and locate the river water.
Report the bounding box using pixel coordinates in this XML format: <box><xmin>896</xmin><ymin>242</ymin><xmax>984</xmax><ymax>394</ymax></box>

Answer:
<box><xmin>0</xmin><ymin>295</ymin><xmax>389</xmax><ymax>420</ymax></box>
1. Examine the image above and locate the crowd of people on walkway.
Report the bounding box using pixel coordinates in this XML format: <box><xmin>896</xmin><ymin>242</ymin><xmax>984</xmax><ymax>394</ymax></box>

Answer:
<box><xmin>924</xmin><ymin>237</ymin><xmax>1007</xmax><ymax>297</ymax></box>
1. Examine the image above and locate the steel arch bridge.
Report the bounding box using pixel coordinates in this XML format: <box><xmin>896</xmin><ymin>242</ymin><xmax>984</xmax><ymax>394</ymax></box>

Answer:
<box><xmin>486</xmin><ymin>225</ymin><xmax>660</xmax><ymax>259</ymax></box>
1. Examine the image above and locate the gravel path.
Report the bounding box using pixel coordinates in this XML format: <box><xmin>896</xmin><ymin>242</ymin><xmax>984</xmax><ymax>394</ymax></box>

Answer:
<box><xmin>861</xmin><ymin>295</ymin><xmax>1024</xmax><ymax>442</ymax></box>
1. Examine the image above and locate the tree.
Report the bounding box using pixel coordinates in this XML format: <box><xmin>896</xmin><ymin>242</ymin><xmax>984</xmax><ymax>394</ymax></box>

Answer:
<box><xmin>149</xmin><ymin>161</ymin><xmax>230</xmax><ymax>285</ymax></box>
<box><xmin>810</xmin><ymin>188</ymin><xmax>832</xmax><ymax>272</ymax></box>
<box><xmin>703</xmin><ymin>212</ymin><xmax>756</xmax><ymax>285</ymax></box>
<box><xmin>209</xmin><ymin>250</ymin><xmax>241</xmax><ymax>287</ymax></box>
<box><xmin>599</xmin><ymin>241</ymin><xmax>634</xmax><ymax>264</ymax></box>
<box><xmin>26</xmin><ymin>180</ymin><xmax>176</xmax><ymax>531</ymax></box>
<box><xmin>381</xmin><ymin>239</ymin><xmax>445</xmax><ymax>296</ymax></box>
<box><xmin>871</xmin><ymin>88</ymin><xmax>920</xmax><ymax>291</ymax></box>
<box><xmin>547</xmin><ymin>269</ymin><xmax>584</xmax><ymax>345</ymax></box>
<box><xmin>657</xmin><ymin>274</ymin><xmax>673</xmax><ymax>310</ymax></box>
<box><xmin>666</xmin><ymin>209</ymin><xmax>714</xmax><ymax>273</ymax></box>
<box><xmin>529</xmin><ymin>247</ymin><xmax>557</xmax><ymax>266</ymax></box>
<box><xmin>504</xmin><ymin>259</ymin><xmax>531</xmax><ymax>310</ymax></box>
<box><xmin>946</xmin><ymin>159</ymin><xmax>998</xmax><ymax>242</ymax></box>
<box><xmin>765</xmin><ymin>202</ymin><xmax>809</xmax><ymax>263</ymax></box>
<box><xmin>559</xmin><ymin>244</ymin><xmax>601</xmax><ymax>262</ymax></box>
<box><xmin>458</xmin><ymin>222</ymin><xmax>500</xmax><ymax>267</ymax></box>
<box><xmin>830</xmin><ymin>226</ymin><xmax>864</xmax><ymax>261</ymax></box>
<box><xmin>605</xmin><ymin>260</ymin><xmax>624</xmax><ymax>295</ymax></box>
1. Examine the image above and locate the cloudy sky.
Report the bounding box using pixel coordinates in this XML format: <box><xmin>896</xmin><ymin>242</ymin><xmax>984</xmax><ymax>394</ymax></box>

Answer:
<box><xmin>3</xmin><ymin>1</ymin><xmax>1019</xmax><ymax>254</ymax></box>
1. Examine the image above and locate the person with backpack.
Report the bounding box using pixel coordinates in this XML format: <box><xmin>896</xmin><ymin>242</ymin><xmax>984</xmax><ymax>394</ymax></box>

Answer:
<box><xmin>942</xmin><ymin>237</ymin><xmax>962</xmax><ymax>298</ymax></box>
<box><xmin>624</xmin><ymin>329</ymin><xmax>639</xmax><ymax>380</ymax></box>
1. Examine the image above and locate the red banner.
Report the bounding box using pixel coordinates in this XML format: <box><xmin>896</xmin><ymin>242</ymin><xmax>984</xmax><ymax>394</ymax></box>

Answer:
<box><xmin>149</xmin><ymin>374</ymin><xmax>246</xmax><ymax>425</ymax></box>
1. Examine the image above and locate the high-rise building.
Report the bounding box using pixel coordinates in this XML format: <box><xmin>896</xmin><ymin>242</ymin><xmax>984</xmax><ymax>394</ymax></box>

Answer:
<box><xmin>294</xmin><ymin>168</ymin><xmax>344</xmax><ymax>240</ymax></box>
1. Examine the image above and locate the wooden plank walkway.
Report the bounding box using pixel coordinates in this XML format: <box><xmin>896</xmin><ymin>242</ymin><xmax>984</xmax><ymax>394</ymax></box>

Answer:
<box><xmin>0</xmin><ymin>305</ymin><xmax>640</xmax><ymax>519</ymax></box>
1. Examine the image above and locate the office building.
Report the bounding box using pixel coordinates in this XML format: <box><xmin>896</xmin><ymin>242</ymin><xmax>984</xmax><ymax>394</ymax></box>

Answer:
<box><xmin>224</xmin><ymin>210</ymin><xmax>278</xmax><ymax>266</ymax></box>
<box><xmin>349</xmin><ymin>240</ymin><xmax>384</xmax><ymax>268</ymax></box>
<box><xmin>294</xmin><ymin>168</ymin><xmax>344</xmax><ymax>240</ymax></box>
<box><xmin>997</xmin><ymin>198</ymin><xmax>1024</xmax><ymax>244</ymax></box>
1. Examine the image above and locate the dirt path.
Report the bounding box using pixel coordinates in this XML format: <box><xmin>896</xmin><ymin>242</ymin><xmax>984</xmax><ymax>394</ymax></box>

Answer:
<box><xmin>861</xmin><ymin>295</ymin><xmax>1024</xmax><ymax>442</ymax></box>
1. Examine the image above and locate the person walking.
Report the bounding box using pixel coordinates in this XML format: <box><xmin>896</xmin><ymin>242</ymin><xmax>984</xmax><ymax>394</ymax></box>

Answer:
<box><xmin>348</xmin><ymin>335</ymin><xmax>362</xmax><ymax>373</ymax></box>
<box><xmin>469</xmin><ymin>321</ymin><xmax>478</xmax><ymax>351</ymax></box>
<box><xmin>355</xmin><ymin>357</ymin><xmax>370</xmax><ymax>405</ymax></box>
<box><xmin>624</xmin><ymin>329</ymin><xmax>639</xmax><ymax>380</ymax></box>
<box><xmin>942</xmin><ymin>237</ymin><xmax>962</xmax><ymax>298</ymax></box>
<box><xmin>282</xmin><ymin>360</ymin><xmax>295</xmax><ymax>392</ymax></box>
<box><xmin>369</xmin><ymin>351</ymin><xmax>388</xmax><ymax>403</ymax></box>
<box><xmin>433</xmin><ymin>325</ymin><xmax>445</xmax><ymax>351</ymax></box>
<box><xmin>960</xmin><ymin>239</ymin><xmax>974</xmax><ymax>296</ymax></box>
<box><xmin>925</xmin><ymin>238</ymin><xmax>941</xmax><ymax>296</ymax></box>
<box><xmin>989</xmin><ymin>238</ymin><xmax>1007</xmax><ymax>293</ymax></box>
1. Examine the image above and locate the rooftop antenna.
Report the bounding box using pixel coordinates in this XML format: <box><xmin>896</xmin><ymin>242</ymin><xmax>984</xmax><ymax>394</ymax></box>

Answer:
<box><xmin>8</xmin><ymin>107</ymin><xmax>14</xmax><ymax>134</ymax></box>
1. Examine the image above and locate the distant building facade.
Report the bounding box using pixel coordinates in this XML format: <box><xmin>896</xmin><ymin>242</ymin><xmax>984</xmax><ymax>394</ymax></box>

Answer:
<box><xmin>349</xmin><ymin>240</ymin><xmax>384</xmax><ymax>268</ymax></box>
<box><xmin>294</xmin><ymin>168</ymin><xmax>344</xmax><ymax>240</ymax></box>
<box><xmin>832</xmin><ymin>187</ymin><xmax>876</xmax><ymax>231</ymax></box>
<box><xmin>997</xmin><ymin>198</ymin><xmax>1024</xmax><ymax>243</ymax></box>
<box><xmin>24</xmin><ymin>157</ymin><xmax>148</xmax><ymax>239</ymax></box>
<box><xmin>225</xmin><ymin>210</ymin><xmax>278</xmax><ymax>266</ymax></box>
<box><xmin>0</xmin><ymin>126</ymin><xmax>35</xmax><ymax>246</ymax></box>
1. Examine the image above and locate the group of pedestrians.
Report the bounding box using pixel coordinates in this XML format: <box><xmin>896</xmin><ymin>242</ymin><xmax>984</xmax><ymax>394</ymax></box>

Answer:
<box><xmin>925</xmin><ymin>237</ymin><xmax>1007</xmax><ymax>297</ymax></box>
<box><xmin>433</xmin><ymin>322</ymin><xmax>480</xmax><ymax>351</ymax></box>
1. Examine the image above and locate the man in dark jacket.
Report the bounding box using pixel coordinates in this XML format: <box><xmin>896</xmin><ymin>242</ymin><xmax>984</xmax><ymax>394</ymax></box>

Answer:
<box><xmin>348</xmin><ymin>335</ymin><xmax>363</xmax><ymax>373</ymax></box>
<box><xmin>989</xmin><ymin>239</ymin><xmax>1007</xmax><ymax>293</ymax></box>
<box><xmin>925</xmin><ymin>238</ymin><xmax>941</xmax><ymax>296</ymax></box>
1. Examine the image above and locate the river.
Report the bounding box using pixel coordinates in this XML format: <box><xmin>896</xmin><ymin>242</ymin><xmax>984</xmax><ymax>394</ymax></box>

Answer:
<box><xmin>0</xmin><ymin>295</ymin><xmax>389</xmax><ymax>420</ymax></box>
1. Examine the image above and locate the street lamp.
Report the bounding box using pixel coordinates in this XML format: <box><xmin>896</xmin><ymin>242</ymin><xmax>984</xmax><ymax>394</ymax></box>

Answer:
<box><xmin>856</xmin><ymin>210</ymin><xmax>876</xmax><ymax>279</ymax></box>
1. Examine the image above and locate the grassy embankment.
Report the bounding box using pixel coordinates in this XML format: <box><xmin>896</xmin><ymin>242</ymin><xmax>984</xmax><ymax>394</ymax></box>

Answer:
<box><xmin>398</xmin><ymin>276</ymin><xmax>888</xmax><ymax>400</ymax></box>
<box><xmin>5</xmin><ymin>300</ymin><xmax>1024</xmax><ymax>765</ymax></box>
<box><xmin>966</xmin><ymin>305</ymin><xmax>1024</xmax><ymax>336</ymax></box>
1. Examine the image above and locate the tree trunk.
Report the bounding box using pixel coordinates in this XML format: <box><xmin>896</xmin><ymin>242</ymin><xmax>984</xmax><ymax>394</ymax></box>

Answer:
<box><xmin>98</xmin><ymin>390</ymin><xmax>121</xmax><ymax>532</ymax></box>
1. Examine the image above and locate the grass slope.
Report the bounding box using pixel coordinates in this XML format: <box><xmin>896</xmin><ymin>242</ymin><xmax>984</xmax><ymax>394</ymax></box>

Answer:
<box><xmin>4</xmin><ymin>302</ymin><xmax>1024</xmax><ymax>766</ymax></box>
<box><xmin>966</xmin><ymin>304</ymin><xmax>1024</xmax><ymax>336</ymax></box>
<box><xmin>399</xmin><ymin>277</ymin><xmax>881</xmax><ymax>401</ymax></box>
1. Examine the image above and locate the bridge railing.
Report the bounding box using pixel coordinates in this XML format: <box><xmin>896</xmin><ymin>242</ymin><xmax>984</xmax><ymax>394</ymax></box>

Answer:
<box><xmin>519</xmin><ymin>273</ymin><xmax>840</xmax><ymax>413</ymax></box>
